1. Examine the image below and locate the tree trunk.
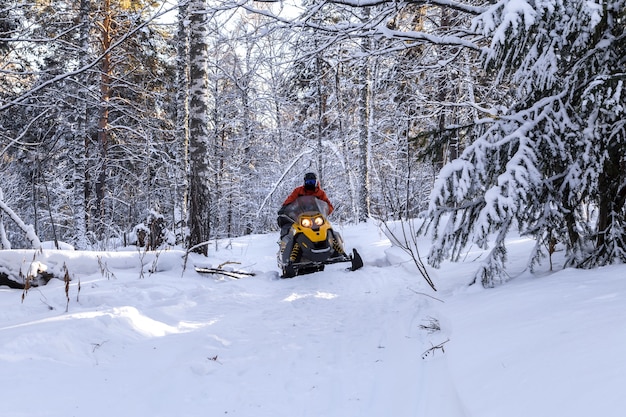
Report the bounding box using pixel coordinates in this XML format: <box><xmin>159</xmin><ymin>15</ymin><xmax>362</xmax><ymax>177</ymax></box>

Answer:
<box><xmin>95</xmin><ymin>0</ymin><xmax>113</xmax><ymax>238</ymax></box>
<box><xmin>595</xmin><ymin>144</ymin><xmax>626</xmax><ymax>261</ymax></box>
<box><xmin>315</xmin><ymin>48</ymin><xmax>326</xmax><ymax>182</ymax></box>
<box><xmin>187</xmin><ymin>0</ymin><xmax>212</xmax><ymax>255</ymax></box>
<box><xmin>356</xmin><ymin>7</ymin><xmax>371</xmax><ymax>222</ymax></box>
<box><xmin>176</xmin><ymin>0</ymin><xmax>190</xmax><ymax>244</ymax></box>
<box><xmin>72</xmin><ymin>0</ymin><xmax>91</xmax><ymax>249</ymax></box>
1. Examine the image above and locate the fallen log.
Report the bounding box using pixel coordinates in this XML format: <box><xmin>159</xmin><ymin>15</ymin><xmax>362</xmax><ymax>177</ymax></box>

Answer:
<box><xmin>195</xmin><ymin>267</ymin><xmax>256</xmax><ymax>279</ymax></box>
<box><xmin>0</xmin><ymin>270</ymin><xmax>56</xmax><ymax>289</ymax></box>
<box><xmin>0</xmin><ymin>272</ymin><xmax>26</xmax><ymax>289</ymax></box>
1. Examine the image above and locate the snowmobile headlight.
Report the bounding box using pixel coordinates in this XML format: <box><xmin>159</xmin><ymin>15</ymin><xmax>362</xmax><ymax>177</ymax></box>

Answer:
<box><xmin>314</xmin><ymin>216</ymin><xmax>324</xmax><ymax>226</ymax></box>
<box><xmin>301</xmin><ymin>217</ymin><xmax>312</xmax><ymax>228</ymax></box>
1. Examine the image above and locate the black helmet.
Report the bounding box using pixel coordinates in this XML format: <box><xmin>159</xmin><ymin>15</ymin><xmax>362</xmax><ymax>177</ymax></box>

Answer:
<box><xmin>304</xmin><ymin>172</ymin><xmax>317</xmax><ymax>190</ymax></box>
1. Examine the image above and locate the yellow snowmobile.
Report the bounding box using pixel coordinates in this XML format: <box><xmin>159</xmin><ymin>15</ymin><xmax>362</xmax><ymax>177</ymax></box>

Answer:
<box><xmin>277</xmin><ymin>196</ymin><xmax>363</xmax><ymax>278</ymax></box>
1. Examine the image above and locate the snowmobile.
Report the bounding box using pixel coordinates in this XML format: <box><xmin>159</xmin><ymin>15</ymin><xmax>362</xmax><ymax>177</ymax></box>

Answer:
<box><xmin>277</xmin><ymin>195</ymin><xmax>363</xmax><ymax>278</ymax></box>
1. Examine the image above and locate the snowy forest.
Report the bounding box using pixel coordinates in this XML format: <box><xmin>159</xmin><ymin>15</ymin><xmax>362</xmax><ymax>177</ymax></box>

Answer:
<box><xmin>0</xmin><ymin>0</ymin><xmax>624</xmax><ymax>286</ymax></box>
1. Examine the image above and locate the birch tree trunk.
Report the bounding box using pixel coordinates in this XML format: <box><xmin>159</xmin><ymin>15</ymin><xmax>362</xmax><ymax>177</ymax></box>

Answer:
<box><xmin>187</xmin><ymin>0</ymin><xmax>212</xmax><ymax>255</ymax></box>
<box><xmin>356</xmin><ymin>7</ymin><xmax>371</xmax><ymax>222</ymax></box>
<box><xmin>72</xmin><ymin>0</ymin><xmax>91</xmax><ymax>249</ymax></box>
<box><xmin>176</xmin><ymin>1</ymin><xmax>190</xmax><ymax>244</ymax></box>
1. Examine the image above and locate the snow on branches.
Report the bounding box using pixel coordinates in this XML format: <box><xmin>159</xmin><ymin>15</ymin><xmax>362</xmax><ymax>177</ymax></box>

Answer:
<box><xmin>422</xmin><ymin>0</ymin><xmax>626</xmax><ymax>286</ymax></box>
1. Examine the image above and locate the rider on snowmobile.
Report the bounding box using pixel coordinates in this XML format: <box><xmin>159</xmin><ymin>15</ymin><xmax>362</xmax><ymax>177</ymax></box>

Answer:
<box><xmin>278</xmin><ymin>173</ymin><xmax>334</xmax><ymax>237</ymax></box>
<box><xmin>276</xmin><ymin>172</ymin><xmax>361</xmax><ymax>277</ymax></box>
<box><xmin>281</xmin><ymin>172</ymin><xmax>334</xmax><ymax>213</ymax></box>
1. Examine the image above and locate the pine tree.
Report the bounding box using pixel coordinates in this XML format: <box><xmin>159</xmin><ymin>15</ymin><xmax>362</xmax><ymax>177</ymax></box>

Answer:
<box><xmin>421</xmin><ymin>0</ymin><xmax>626</xmax><ymax>286</ymax></box>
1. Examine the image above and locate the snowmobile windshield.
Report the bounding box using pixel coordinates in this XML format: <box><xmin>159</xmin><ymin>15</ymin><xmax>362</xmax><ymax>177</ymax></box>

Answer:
<box><xmin>284</xmin><ymin>196</ymin><xmax>329</xmax><ymax>219</ymax></box>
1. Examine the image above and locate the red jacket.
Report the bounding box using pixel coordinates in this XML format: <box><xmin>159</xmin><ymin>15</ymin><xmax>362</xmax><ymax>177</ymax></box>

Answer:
<box><xmin>282</xmin><ymin>185</ymin><xmax>334</xmax><ymax>214</ymax></box>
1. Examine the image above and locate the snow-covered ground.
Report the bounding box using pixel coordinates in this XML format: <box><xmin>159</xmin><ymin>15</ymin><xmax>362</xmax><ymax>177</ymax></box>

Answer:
<box><xmin>1</xmin><ymin>221</ymin><xmax>624</xmax><ymax>417</ymax></box>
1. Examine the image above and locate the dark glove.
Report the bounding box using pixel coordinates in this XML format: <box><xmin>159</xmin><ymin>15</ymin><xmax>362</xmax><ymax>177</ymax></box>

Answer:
<box><xmin>278</xmin><ymin>206</ymin><xmax>286</xmax><ymax>215</ymax></box>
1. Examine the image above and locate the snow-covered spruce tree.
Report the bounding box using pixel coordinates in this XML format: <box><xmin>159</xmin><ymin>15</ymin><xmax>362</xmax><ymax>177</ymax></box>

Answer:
<box><xmin>420</xmin><ymin>0</ymin><xmax>625</xmax><ymax>286</ymax></box>
<box><xmin>570</xmin><ymin>2</ymin><xmax>626</xmax><ymax>267</ymax></box>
